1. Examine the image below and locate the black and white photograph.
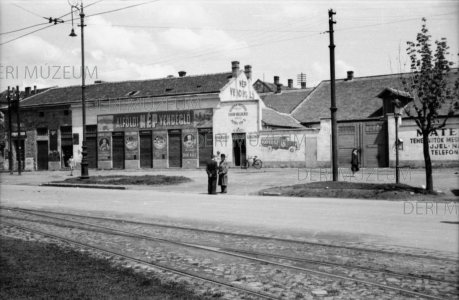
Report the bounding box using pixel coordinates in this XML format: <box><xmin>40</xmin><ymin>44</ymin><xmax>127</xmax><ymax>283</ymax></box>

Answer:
<box><xmin>0</xmin><ymin>0</ymin><xmax>458</xmax><ymax>299</ymax></box>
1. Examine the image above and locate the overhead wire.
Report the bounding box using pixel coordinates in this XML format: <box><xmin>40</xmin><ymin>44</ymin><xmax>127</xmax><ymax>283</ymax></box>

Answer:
<box><xmin>6</xmin><ymin>1</ymin><xmax>47</xmax><ymax>19</ymax></box>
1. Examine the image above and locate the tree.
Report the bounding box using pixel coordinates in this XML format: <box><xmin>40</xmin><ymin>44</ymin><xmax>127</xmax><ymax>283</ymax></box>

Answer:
<box><xmin>399</xmin><ymin>18</ymin><xmax>459</xmax><ymax>192</ymax></box>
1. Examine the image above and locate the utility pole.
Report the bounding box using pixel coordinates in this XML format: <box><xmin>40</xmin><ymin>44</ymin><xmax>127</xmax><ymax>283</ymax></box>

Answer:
<box><xmin>6</xmin><ymin>87</ymin><xmax>13</xmax><ymax>175</ymax></box>
<box><xmin>15</xmin><ymin>86</ymin><xmax>22</xmax><ymax>175</ymax></box>
<box><xmin>328</xmin><ymin>9</ymin><xmax>338</xmax><ymax>181</ymax></box>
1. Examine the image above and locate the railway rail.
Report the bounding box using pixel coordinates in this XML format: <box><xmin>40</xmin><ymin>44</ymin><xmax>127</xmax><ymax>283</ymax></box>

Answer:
<box><xmin>1</xmin><ymin>206</ymin><xmax>456</xmax><ymax>263</ymax></box>
<box><xmin>1</xmin><ymin>206</ymin><xmax>458</xmax><ymax>300</ymax></box>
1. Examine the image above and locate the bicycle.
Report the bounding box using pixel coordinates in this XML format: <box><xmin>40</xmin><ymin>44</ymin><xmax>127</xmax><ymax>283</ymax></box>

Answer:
<box><xmin>242</xmin><ymin>156</ymin><xmax>262</xmax><ymax>169</ymax></box>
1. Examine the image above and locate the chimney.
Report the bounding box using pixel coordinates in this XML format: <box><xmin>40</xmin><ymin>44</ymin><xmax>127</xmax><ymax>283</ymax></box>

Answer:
<box><xmin>178</xmin><ymin>71</ymin><xmax>186</xmax><ymax>77</ymax></box>
<box><xmin>347</xmin><ymin>71</ymin><xmax>354</xmax><ymax>80</ymax></box>
<box><xmin>274</xmin><ymin>76</ymin><xmax>279</xmax><ymax>86</ymax></box>
<box><xmin>33</xmin><ymin>85</ymin><xmax>37</xmax><ymax>94</ymax></box>
<box><xmin>25</xmin><ymin>87</ymin><xmax>31</xmax><ymax>98</ymax></box>
<box><xmin>231</xmin><ymin>61</ymin><xmax>239</xmax><ymax>78</ymax></box>
<box><xmin>301</xmin><ymin>82</ymin><xmax>306</xmax><ymax>89</ymax></box>
<box><xmin>276</xmin><ymin>83</ymin><xmax>283</xmax><ymax>94</ymax></box>
<box><xmin>288</xmin><ymin>79</ymin><xmax>293</xmax><ymax>89</ymax></box>
<box><xmin>244</xmin><ymin>65</ymin><xmax>252</xmax><ymax>81</ymax></box>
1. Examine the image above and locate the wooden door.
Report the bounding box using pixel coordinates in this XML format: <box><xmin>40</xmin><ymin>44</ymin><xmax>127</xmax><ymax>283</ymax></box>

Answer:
<box><xmin>140</xmin><ymin>133</ymin><xmax>153</xmax><ymax>168</ymax></box>
<box><xmin>37</xmin><ymin>141</ymin><xmax>48</xmax><ymax>170</ymax></box>
<box><xmin>112</xmin><ymin>135</ymin><xmax>125</xmax><ymax>169</ymax></box>
<box><xmin>198</xmin><ymin>129</ymin><xmax>213</xmax><ymax>167</ymax></box>
<box><xmin>86</xmin><ymin>137</ymin><xmax>97</xmax><ymax>168</ymax></box>
<box><xmin>168</xmin><ymin>131</ymin><xmax>182</xmax><ymax>168</ymax></box>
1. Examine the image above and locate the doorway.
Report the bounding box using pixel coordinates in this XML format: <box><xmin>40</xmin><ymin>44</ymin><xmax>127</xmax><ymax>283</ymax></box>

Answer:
<box><xmin>112</xmin><ymin>134</ymin><xmax>125</xmax><ymax>169</ymax></box>
<box><xmin>168</xmin><ymin>130</ymin><xmax>182</xmax><ymax>168</ymax></box>
<box><xmin>61</xmin><ymin>145</ymin><xmax>73</xmax><ymax>167</ymax></box>
<box><xmin>232</xmin><ymin>133</ymin><xmax>246</xmax><ymax>167</ymax></box>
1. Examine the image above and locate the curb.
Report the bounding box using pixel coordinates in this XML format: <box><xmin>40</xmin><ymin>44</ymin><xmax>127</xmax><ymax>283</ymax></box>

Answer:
<box><xmin>41</xmin><ymin>183</ymin><xmax>126</xmax><ymax>190</ymax></box>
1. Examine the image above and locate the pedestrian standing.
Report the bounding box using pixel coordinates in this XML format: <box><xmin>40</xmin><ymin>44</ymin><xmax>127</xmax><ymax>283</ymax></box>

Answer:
<box><xmin>218</xmin><ymin>153</ymin><xmax>229</xmax><ymax>193</ymax></box>
<box><xmin>350</xmin><ymin>149</ymin><xmax>359</xmax><ymax>174</ymax></box>
<box><xmin>206</xmin><ymin>154</ymin><xmax>218</xmax><ymax>194</ymax></box>
<box><xmin>68</xmin><ymin>155</ymin><xmax>75</xmax><ymax>176</ymax></box>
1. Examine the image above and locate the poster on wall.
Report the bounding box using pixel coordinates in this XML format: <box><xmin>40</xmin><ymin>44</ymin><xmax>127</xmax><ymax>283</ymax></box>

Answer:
<box><xmin>125</xmin><ymin>132</ymin><xmax>138</xmax><ymax>160</ymax></box>
<box><xmin>153</xmin><ymin>130</ymin><xmax>167</xmax><ymax>160</ymax></box>
<box><xmin>182</xmin><ymin>128</ymin><xmax>197</xmax><ymax>159</ymax></box>
<box><xmin>98</xmin><ymin>133</ymin><xmax>111</xmax><ymax>161</ymax></box>
<box><xmin>194</xmin><ymin>109</ymin><xmax>213</xmax><ymax>127</ymax></box>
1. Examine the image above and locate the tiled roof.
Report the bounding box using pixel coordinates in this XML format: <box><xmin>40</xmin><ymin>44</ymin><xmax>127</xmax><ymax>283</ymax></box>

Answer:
<box><xmin>253</xmin><ymin>79</ymin><xmax>297</xmax><ymax>93</ymax></box>
<box><xmin>262</xmin><ymin>108</ymin><xmax>304</xmax><ymax>128</ymax></box>
<box><xmin>261</xmin><ymin>89</ymin><xmax>313</xmax><ymax>114</ymax></box>
<box><xmin>0</xmin><ymin>87</ymin><xmax>53</xmax><ymax>105</ymax></box>
<box><xmin>292</xmin><ymin>71</ymin><xmax>459</xmax><ymax>123</ymax></box>
<box><xmin>19</xmin><ymin>72</ymin><xmax>234</xmax><ymax>107</ymax></box>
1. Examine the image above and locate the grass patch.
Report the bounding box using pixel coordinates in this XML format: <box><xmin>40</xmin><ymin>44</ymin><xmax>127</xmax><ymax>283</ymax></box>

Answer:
<box><xmin>260</xmin><ymin>181</ymin><xmax>439</xmax><ymax>200</ymax></box>
<box><xmin>0</xmin><ymin>236</ymin><xmax>208</xmax><ymax>300</ymax></box>
<box><xmin>52</xmin><ymin>175</ymin><xmax>193</xmax><ymax>186</ymax></box>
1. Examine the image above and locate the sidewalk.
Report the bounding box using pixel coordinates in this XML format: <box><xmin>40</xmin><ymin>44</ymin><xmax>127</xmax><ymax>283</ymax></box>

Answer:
<box><xmin>1</xmin><ymin>167</ymin><xmax>458</xmax><ymax>198</ymax></box>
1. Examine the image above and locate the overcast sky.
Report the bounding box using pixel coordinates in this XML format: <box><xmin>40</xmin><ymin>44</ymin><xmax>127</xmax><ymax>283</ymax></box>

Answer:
<box><xmin>0</xmin><ymin>0</ymin><xmax>458</xmax><ymax>92</ymax></box>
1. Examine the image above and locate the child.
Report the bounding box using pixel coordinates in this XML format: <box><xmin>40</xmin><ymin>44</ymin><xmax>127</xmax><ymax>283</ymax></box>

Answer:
<box><xmin>68</xmin><ymin>156</ymin><xmax>75</xmax><ymax>176</ymax></box>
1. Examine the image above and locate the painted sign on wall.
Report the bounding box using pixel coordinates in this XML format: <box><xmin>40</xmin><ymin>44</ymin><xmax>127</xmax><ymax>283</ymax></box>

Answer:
<box><xmin>98</xmin><ymin>111</ymin><xmax>195</xmax><ymax>131</ymax></box>
<box><xmin>228</xmin><ymin>103</ymin><xmax>248</xmax><ymax>125</ymax></box>
<box><xmin>408</xmin><ymin>127</ymin><xmax>459</xmax><ymax>157</ymax></box>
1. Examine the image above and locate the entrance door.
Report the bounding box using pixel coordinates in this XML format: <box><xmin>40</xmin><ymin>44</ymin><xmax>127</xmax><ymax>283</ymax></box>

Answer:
<box><xmin>232</xmin><ymin>133</ymin><xmax>246</xmax><ymax>167</ymax></box>
<box><xmin>37</xmin><ymin>141</ymin><xmax>48</xmax><ymax>170</ymax></box>
<box><xmin>140</xmin><ymin>132</ymin><xmax>153</xmax><ymax>168</ymax></box>
<box><xmin>112</xmin><ymin>135</ymin><xmax>125</xmax><ymax>169</ymax></box>
<box><xmin>168</xmin><ymin>130</ymin><xmax>182</xmax><ymax>168</ymax></box>
<box><xmin>86</xmin><ymin>137</ymin><xmax>97</xmax><ymax>168</ymax></box>
<box><xmin>61</xmin><ymin>145</ymin><xmax>73</xmax><ymax>167</ymax></box>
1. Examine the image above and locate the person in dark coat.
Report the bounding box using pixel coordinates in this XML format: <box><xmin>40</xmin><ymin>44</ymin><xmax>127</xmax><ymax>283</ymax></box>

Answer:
<box><xmin>206</xmin><ymin>154</ymin><xmax>218</xmax><ymax>194</ymax></box>
<box><xmin>351</xmin><ymin>148</ymin><xmax>360</xmax><ymax>174</ymax></box>
<box><xmin>218</xmin><ymin>154</ymin><xmax>229</xmax><ymax>193</ymax></box>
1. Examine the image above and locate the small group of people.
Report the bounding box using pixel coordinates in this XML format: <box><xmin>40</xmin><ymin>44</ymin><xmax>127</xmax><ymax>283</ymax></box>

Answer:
<box><xmin>206</xmin><ymin>151</ymin><xmax>229</xmax><ymax>194</ymax></box>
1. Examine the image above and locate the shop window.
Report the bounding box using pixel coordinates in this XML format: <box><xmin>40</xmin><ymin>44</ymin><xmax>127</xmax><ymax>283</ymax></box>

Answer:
<box><xmin>60</xmin><ymin>126</ymin><xmax>72</xmax><ymax>135</ymax></box>
<box><xmin>37</xmin><ymin>127</ymin><xmax>48</xmax><ymax>136</ymax></box>
<box><xmin>86</xmin><ymin>125</ymin><xmax>97</xmax><ymax>134</ymax></box>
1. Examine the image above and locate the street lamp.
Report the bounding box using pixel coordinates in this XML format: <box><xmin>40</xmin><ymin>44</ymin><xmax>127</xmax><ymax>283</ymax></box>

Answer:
<box><xmin>69</xmin><ymin>0</ymin><xmax>89</xmax><ymax>179</ymax></box>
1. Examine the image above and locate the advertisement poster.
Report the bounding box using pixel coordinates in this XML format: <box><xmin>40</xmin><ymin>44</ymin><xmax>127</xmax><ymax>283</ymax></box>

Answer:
<box><xmin>125</xmin><ymin>132</ymin><xmax>138</xmax><ymax>160</ymax></box>
<box><xmin>98</xmin><ymin>115</ymin><xmax>114</xmax><ymax>132</ymax></box>
<box><xmin>153</xmin><ymin>130</ymin><xmax>167</xmax><ymax>160</ymax></box>
<box><xmin>98</xmin><ymin>133</ymin><xmax>111</xmax><ymax>161</ymax></box>
<box><xmin>194</xmin><ymin>109</ymin><xmax>213</xmax><ymax>127</ymax></box>
<box><xmin>182</xmin><ymin>128</ymin><xmax>197</xmax><ymax>159</ymax></box>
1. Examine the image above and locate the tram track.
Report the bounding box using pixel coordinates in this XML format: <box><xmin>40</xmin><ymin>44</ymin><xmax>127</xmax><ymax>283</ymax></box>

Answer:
<box><xmin>2</xmin><ymin>206</ymin><xmax>456</xmax><ymax>263</ymax></box>
<box><xmin>1</xmin><ymin>207</ymin><xmax>457</xmax><ymax>300</ymax></box>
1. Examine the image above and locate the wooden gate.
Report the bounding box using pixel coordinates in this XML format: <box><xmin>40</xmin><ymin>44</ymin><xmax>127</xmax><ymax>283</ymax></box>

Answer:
<box><xmin>140</xmin><ymin>131</ymin><xmax>153</xmax><ymax>168</ymax></box>
<box><xmin>37</xmin><ymin>141</ymin><xmax>48</xmax><ymax>170</ymax></box>
<box><xmin>112</xmin><ymin>134</ymin><xmax>125</xmax><ymax>169</ymax></box>
<box><xmin>337</xmin><ymin>121</ymin><xmax>387</xmax><ymax>168</ymax></box>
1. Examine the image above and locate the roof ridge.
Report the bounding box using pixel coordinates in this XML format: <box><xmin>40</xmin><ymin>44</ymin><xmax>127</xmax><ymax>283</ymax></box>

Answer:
<box><xmin>290</xmin><ymin>82</ymin><xmax>323</xmax><ymax>116</ymax></box>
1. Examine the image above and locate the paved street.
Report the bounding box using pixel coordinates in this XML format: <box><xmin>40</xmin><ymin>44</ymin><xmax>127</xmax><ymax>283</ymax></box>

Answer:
<box><xmin>1</xmin><ymin>169</ymin><xmax>458</xmax><ymax>256</ymax></box>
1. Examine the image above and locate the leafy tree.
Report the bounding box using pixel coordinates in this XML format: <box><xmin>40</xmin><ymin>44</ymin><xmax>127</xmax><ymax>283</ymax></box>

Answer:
<box><xmin>399</xmin><ymin>18</ymin><xmax>459</xmax><ymax>192</ymax></box>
